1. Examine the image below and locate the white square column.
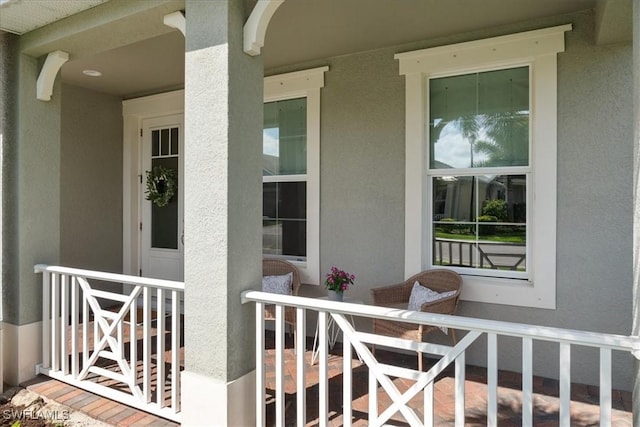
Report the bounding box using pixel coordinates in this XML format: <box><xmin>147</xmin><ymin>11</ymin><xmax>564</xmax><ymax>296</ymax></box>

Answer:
<box><xmin>182</xmin><ymin>1</ymin><xmax>263</xmax><ymax>425</ymax></box>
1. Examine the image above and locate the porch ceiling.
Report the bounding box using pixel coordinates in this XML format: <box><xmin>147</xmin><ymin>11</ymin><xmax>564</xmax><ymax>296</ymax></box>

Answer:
<box><xmin>1</xmin><ymin>0</ymin><xmax>630</xmax><ymax>99</ymax></box>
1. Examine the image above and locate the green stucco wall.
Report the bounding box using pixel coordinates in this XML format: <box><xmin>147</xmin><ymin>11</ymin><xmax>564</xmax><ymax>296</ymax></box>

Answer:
<box><xmin>60</xmin><ymin>84</ymin><xmax>123</xmax><ymax>275</ymax></box>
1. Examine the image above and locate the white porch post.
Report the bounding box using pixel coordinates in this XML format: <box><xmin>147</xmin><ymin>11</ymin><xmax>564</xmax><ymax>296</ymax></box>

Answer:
<box><xmin>633</xmin><ymin>0</ymin><xmax>640</xmax><ymax>424</ymax></box>
<box><xmin>181</xmin><ymin>1</ymin><xmax>263</xmax><ymax>425</ymax></box>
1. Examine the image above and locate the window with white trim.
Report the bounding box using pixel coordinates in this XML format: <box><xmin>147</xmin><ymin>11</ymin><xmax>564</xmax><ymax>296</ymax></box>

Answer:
<box><xmin>262</xmin><ymin>66</ymin><xmax>328</xmax><ymax>285</ymax></box>
<box><xmin>396</xmin><ymin>25</ymin><xmax>571</xmax><ymax>309</ymax></box>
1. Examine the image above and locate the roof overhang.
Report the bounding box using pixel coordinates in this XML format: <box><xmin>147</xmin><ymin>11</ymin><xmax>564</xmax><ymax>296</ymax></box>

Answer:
<box><xmin>0</xmin><ymin>0</ymin><xmax>109</xmax><ymax>35</ymax></box>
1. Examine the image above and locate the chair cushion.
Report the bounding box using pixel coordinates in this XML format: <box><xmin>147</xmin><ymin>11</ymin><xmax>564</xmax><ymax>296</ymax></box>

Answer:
<box><xmin>407</xmin><ymin>281</ymin><xmax>456</xmax><ymax>311</ymax></box>
<box><xmin>262</xmin><ymin>272</ymin><xmax>293</xmax><ymax>295</ymax></box>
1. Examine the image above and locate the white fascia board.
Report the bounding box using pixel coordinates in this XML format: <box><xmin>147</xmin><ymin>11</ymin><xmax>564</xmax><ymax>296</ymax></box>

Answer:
<box><xmin>395</xmin><ymin>24</ymin><xmax>572</xmax><ymax>76</ymax></box>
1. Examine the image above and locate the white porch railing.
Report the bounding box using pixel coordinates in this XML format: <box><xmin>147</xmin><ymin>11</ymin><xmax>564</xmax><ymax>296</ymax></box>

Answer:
<box><xmin>242</xmin><ymin>290</ymin><xmax>640</xmax><ymax>427</ymax></box>
<box><xmin>34</xmin><ymin>265</ymin><xmax>183</xmax><ymax>422</ymax></box>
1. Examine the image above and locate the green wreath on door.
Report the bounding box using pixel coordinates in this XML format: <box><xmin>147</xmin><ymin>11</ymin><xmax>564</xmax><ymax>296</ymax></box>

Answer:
<box><xmin>145</xmin><ymin>165</ymin><xmax>177</xmax><ymax>207</ymax></box>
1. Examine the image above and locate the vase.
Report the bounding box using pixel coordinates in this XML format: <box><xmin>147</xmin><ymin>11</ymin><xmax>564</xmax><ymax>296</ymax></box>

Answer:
<box><xmin>327</xmin><ymin>290</ymin><xmax>344</xmax><ymax>302</ymax></box>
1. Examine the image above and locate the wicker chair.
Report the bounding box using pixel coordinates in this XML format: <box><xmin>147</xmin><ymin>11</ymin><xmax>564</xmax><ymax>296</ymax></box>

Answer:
<box><xmin>263</xmin><ymin>258</ymin><xmax>302</xmax><ymax>347</ymax></box>
<box><xmin>370</xmin><ymin>269</ymin><xmax>462</xmax><ymax>371</ymax></box>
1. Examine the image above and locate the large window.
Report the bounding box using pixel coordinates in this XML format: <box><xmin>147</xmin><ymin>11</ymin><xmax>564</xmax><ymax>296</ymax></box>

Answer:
<box><xmin>396</xmin><ymin>25</ymin><xmax>571</xmax><ymax>308</ymax></box>
<box><xmin>262</xmin><ymin>67</ymin><xmax>328</xmax><ymax>285</ymax></box>
<box><xmin>263</xmin><ymin>98</ymin><xmax>308</xmax><ymax>260</ymax></box>
<box><xmin>429</xmin><ymin>67</ymin><xmax>529</xmax><ymax>280</ymax></box>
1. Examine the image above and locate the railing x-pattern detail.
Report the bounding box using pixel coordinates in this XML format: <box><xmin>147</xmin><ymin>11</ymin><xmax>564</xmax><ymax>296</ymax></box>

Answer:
<box><xmin>242</xmin><ymin>290</ymin><xmax>639</xmax><ymax>427</ymax></box>
<box><xmin>35</xmin><ymin>265</ymin><xmax>184</xmax><ymax>422</ymax></box>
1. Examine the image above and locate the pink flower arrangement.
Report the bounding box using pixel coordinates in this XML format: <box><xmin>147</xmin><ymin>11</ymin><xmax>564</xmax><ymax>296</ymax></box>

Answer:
<box><xmin>324</xmin><ymin>266</ymin><xmax>355</xmax><ymax>292</ymax></box>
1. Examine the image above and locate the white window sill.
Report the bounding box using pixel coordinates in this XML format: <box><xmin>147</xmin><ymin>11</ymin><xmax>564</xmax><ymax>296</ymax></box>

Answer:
<box><xmin>459</xmin><ymin>275</ymin><xmax>554</xmax><ymax>309</ymax></box>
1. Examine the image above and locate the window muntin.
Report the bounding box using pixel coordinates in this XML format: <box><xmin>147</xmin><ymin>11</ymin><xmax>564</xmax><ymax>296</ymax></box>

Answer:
<box><xmin>432</xmin><ymin>174</ymin><xmax>527</xmax><ymax>276</ymax></box>
<box><xmin>262</xmin><ymin>98</ymin><xmax>308</xmax><ymax>261</ymax></box>
<box><xmin>262</xmin><ymin>182</ymin><xmax>307</xmax><ymax>258</ymax></box>
<box><xmin>429</xmin><ymin>67</ymin><xmax>530</xmax><ymax>169</ymax></box>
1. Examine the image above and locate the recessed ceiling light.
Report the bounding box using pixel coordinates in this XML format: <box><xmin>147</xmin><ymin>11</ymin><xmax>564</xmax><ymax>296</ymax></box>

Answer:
<box><xmin>82</xmin><ymin>69</ymin><xmax>102</xmax><ymax>77</ymax></box>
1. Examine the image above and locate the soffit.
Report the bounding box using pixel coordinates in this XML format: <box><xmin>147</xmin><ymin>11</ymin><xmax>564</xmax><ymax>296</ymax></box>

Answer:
<box><xmin>263</xmin><ymin>0</ymin><xmax>600</xmax><ymax>70</ymax></box>
<box><xmin>7</xmin><ymin>0</ymin><xmax>629</xmax><ymax>99</ymax></box>
<box><xmin>0</xmin><ymin>0</ymin><xmax>109</xmax><ymax>35</ymax></box>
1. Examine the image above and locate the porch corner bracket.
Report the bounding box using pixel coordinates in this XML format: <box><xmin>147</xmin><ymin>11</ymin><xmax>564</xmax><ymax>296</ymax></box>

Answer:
<box><xmin>243</xmin><ymin>0</ymin><xmax>285</xmax><ymax>56</ymax></box>
<box><xmin>164</xmin><ymin>11</ymin><xmax>185</xmax><ymax>37</ymax></box>
<box><xmin>36</xmin><ymin>50</ymin><xmax>69</xmax><ymax>101</ymax></box>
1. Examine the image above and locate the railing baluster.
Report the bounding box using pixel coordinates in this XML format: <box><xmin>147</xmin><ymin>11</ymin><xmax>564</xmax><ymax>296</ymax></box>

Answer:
<box><xmin>255</xmin><ymin>302</ymin><xmax>265</xmax><ymax>427</ymax></box>
<box><xmin>454</xmin><ymin>353</ymin><xmax>465</xmax><ymax>427</ymax></box>
<box><xmin>424</xmin><ymin>381</ymin><xmax>434</xmax><ymax>427</ymax></box>
<box><xmin>559</xmin><ymin>343</ymin><xmax>571</xmax><ymax>426</ymax></box>
<box><xmin>118</xmin><ymin>299</ymin><xmax>124</xmax><ymax>367</ymax></box>
<box><xmin>522</xmin><ymin>337</ymin><xmax>533</xmax><ymax>427</ymax></box>
<box><xmin>318</xmin><ymin>311</ymin><xmax>328</xmax><ymax>427</ymax></box>
<box><xmin>368</xmin><ymin>361</ymin><xmax>377</xmax><ymax>424</ymax></box>
<box><xmin>156</xmin><ymin>288</ymin><xmax>166</xmax><ymax>407</ymax></box>
<box><xmin>487</xmin><ymin>333</ymin><xmax>498</xmax><ymax>427</ymax></box>
<box><xmin>343</xmin><ymin>323</ymin><xmax>352</xmax><ymax>427</ymax></box>
<box><xmin>143</xmin><ymin>286</ymin><xmax>151</xmax><ymax>403</ymax></box>
<box><xmin>275</xmin><ymin>304</ymin><xmax>285</xmax><ymax>427</ymax></box>
<box><xmin>82</xmin><ymin>284</ymin><xmax>89</xmax><ymax>370</ymax></box>
<box><xmin>61</xmin><ymin>275</ymin><xmax>68</xmax><ymax>375</ymax></box>
<box><xmin>296</xmin><ymin>308</ymin><xmax>306</xmax><ymax>427</ymax></box>
<box><xmin>51</xmin><ymin>273</ymin><xmax>59</xmax><ymax>372</ymax></box>
<box><xmin>130</xmin><ymin>293</ymin><xmax>137</xmax><ymax>389</ymax></box>
<box><xmin>600</xmin><ymin>348</ymin><xmax>612</xmax><ymax>427</ymax></box>
<box><xmin>42</xmin><ymin>272</ymin><xmax>51</xmax><ymax>370</ymax></box>
<box><xmin>93</xmin><ymin>297</ymin><xmax>99</xmax><ymax>360</ymax></box>
<box><xmin>71</xmin><ymin>276</ymin><xmax>79</xmax><ymax>378</ymax></box>
<box><xmin>171</xmin><ymin>289</ymin><xmax>180</xmax><ymax>412</ymax></box>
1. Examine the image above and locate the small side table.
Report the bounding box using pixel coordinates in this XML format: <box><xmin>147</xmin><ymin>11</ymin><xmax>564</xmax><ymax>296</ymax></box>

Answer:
<box><xmin>310</xmin><ymin>296</ymin><xmax>363</xmax><ymax>365</ymax></box>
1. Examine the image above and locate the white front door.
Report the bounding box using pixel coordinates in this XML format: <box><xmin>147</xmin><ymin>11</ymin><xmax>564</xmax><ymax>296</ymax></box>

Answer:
<box><xmin>141</xmin><ymin>114</ymin><xmax>184</xmax><ymax>281</ymax></box>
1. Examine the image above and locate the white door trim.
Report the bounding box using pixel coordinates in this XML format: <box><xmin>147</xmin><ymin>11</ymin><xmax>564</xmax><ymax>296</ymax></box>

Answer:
<box><xmin>122</xmin><ymin>90</ymin><xmax>184</xmax><ymax>278</ymax></box>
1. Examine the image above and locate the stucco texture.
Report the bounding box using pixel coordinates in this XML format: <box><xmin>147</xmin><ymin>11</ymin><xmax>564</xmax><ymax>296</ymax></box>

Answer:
<box><xmin>269</xmin><ymin>10</ymin><xmax>634</xmax><ymax>389</ymax></box>
<box><xmin>183</xmin><ymin>0</ymin><xmax>262</xmax><ymax>382</ymax></box>
<box><xmin>60</xmin><ymin>84</ymin><xmax>123</xmax><ymax>275</ymax></box>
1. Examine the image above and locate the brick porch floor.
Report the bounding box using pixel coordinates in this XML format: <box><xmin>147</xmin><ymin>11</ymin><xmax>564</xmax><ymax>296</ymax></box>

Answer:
<box><xmin>264</xmin><ymin>333</ymin><xmax>633</xmax><ymax>427</ymax></box>
<box><xmin>21</xmin><ymin>331</ymin><xmax>633</xmax><ymax>426</ymax></box>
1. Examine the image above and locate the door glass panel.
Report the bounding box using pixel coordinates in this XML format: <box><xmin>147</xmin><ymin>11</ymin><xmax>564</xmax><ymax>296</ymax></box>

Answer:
<box><xmin>150</xmin><ymin>127</ymin><xmax>179</xmax><ymax>250</ymax></box>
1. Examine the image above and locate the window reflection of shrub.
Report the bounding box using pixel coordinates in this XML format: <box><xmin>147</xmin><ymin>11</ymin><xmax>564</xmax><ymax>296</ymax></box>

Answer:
<box><xmin>478</xmin><ymin>215</ymin><xmax>498</xmax><ymax>236</ymax></box>
<box><xmin>439</xmin><ymin>218</ymin><xmax>472</xmax><ymax>235</ymax></box>
<box><xmin>481</xmin><ymin>199</ymin><xmax>507</xmax><ymax>221</ymax></box>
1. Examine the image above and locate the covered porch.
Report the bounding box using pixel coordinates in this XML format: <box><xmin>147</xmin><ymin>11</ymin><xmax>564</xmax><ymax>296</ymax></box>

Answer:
<box><xmin>1</xmin><ymin>0</ymin><xmax>639</xmax><ymax>425</ymax></box>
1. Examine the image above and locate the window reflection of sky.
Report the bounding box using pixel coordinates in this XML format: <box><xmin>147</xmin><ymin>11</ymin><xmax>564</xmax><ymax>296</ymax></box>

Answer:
<box><xmin>263</xmin><ymin>127</ymin><xmax>279</xmax><ymax>157</ymax></box>
<box><xmin>433</xmin><ymin>120</ymin><xmax>489</xmax><ymax>169</ymax></box>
